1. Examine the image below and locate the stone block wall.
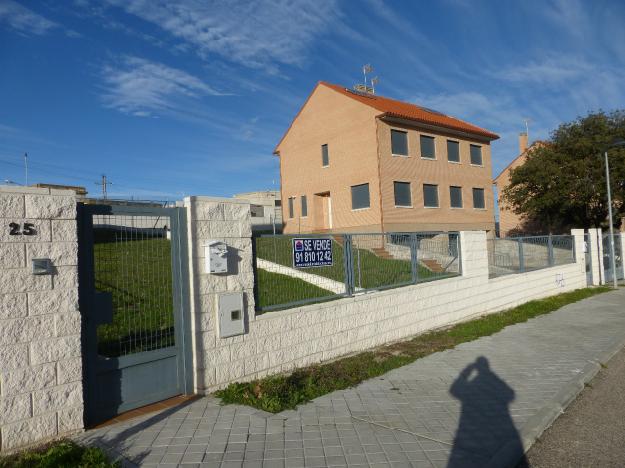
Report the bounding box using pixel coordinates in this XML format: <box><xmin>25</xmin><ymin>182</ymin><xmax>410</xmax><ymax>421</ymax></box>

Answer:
<box><xmin>0</xmin><ymin>187</ymin><xmax>82</xmax><ymax>451</ymax></box>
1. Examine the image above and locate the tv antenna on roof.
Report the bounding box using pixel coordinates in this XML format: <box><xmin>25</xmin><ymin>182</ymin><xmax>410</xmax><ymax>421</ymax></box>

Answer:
<box><xmin>523</xmin><ymin>118</ymin><xmax>532</xmax><ymax>140</ymax></box>
<box><xmin>354</xmin><ymin>64</ymin><xmax>377</xmax><ymax>95</ymax></box>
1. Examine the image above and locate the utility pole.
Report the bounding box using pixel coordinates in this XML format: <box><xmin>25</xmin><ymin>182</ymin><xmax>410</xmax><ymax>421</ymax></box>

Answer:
<box><xmin>24</xmin><ymin>152</ymin><xmax>28</xmax><ymax>186</ymax></box>
<box><xmin>95</xmin><ymin>174</ymin><xmax>112</xmax><ymax>199</ymax></box>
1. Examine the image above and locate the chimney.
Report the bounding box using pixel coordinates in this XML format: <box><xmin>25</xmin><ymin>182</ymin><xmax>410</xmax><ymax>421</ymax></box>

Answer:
<box><xmin>519</xmin><ymin>132</ymin><xmax>528</xmax><ymax>154</ymax></box>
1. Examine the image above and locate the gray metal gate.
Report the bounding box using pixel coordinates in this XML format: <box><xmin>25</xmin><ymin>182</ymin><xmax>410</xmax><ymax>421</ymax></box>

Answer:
<box><xmin>78</xmin><ymin>203</ymin><xmax>193</xmax><ymax>426</ymax></box>
<box><xmin>603</xmin><ymin>233</ymin><xmax>624</xmax><ymax>283</ymax></box>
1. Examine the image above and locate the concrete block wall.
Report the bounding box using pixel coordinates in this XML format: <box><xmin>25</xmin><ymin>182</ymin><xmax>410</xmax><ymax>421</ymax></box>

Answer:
<box><xmin>0</xmin><ymin>187</ymin><xmax>82</xmax><ymax>451</ymax></box>
<box><xmin>185</xmin><ymin>200</ymin><xmax>588</xmax><ymax>393</ymax></box>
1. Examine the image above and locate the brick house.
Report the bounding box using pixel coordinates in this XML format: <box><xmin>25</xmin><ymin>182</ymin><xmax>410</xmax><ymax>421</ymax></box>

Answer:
<box><xmin>274</xmin><ymin>82</ymin><xmax>499</xmax><ymax>234</ymax></box>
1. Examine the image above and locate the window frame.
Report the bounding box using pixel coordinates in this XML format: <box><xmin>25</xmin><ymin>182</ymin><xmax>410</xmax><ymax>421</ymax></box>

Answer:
<box><xmin>423</xmin><ymin>183</ymin><xmax>439</xmax><ymax>208</ymax></box>
<box><xmin>391</xmin><ymin>129</ymin><xmax>409</xmax><ymax>157</ymax></box>
<box><xmin>393</xmin><ymin>181</ymin><xmax>412</xmax><ymax>208</ymax></box>
<box><xmin>301</xmin><ymin>195</ymin><xmax>308</xmax><ymax>217</ymax></box>
<box><xmin>472</xmin><ymin>187</ymin><xmax>486</xmax><ymax>209</ymax></box>
<box><xmin>351</xmin><ymin>183</ymin><xmax>371</xmax><ymax>211</ymax></box>
<box><xmin>420</xmin><ymin>134</ymin><xmax>436</xmax><ymax>160</ymax></box>
<box><xmin>470</xmin><ymin>144</ymin><xmax>483</xmax><ymax>166</ymax></box>
<box><xmin>449</xmin><ymin>186</ymin><xmax>463</xmax><ymax>209</ymax></box>
<box><xmin>321</xmin><ymin>144</ymin><xmax>329</xmax><ymax>167</ymax></box>
<box><xmin>447</xmin><ymin>139</ymin><xmax>460</xmax><ymax>164</ymax></box>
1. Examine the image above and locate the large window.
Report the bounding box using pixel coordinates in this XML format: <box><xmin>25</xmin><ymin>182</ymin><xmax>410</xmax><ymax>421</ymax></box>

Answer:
<box><xmin>472</xmin><ymin>188</ymin><xmax>485</xmax><ymax>209</ymax></box>
<box><xmin>447</xmin><ymin>140</ymin><xmax>460</xmax><ymax>163</ymax></box>
<box><xmin>391</xmin><ymin>130</ymin><xmax>408</xmax><ymax>156</ymax></box>
<box><xmin>394</xmin><ymin>181</ymin><xmax>412</xmax><ymax>207</ymax></box>
<box><xmin>321</xmin><ymin>144</ymin><xmax>329</xmax><ymax>167</ymax></box>
<box><xmin>420</xmin><ymin>135</ymin><xmax>436</xmax><ymax>159</ymax></box>
<box><xmin>288</xmin><ymin>197</ymin><xmax>294</xmax><ymax>218</ymax></box>
<box><xmin>470</xmin><ymin>144</ymin><xmax>483</xmax><ymax>165</ymax></box>
<box><xmin>351</xmin><ymin>183</ymin><xmax>370</xmax><ymax>210</ymax></box>
<box><xmin>301</xmin><ymin>195</ymin><xmax>308</xmax><ymax>217</ymax></box>
<box><xmin>423</xmin><ymin>184</ymin><xmax>439</xmax><ymax>208</ymax></box>
<box><xmin>450</xmin><ymin>186</ymin><xmax>463</xmax><ymax>208</ymax></box>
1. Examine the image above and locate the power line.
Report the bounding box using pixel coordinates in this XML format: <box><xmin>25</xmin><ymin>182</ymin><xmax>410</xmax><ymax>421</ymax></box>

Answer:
<box><xmin>94</xmin><ymin>174</ymin><xmax>113</xmax><ymax>199</ymax></box>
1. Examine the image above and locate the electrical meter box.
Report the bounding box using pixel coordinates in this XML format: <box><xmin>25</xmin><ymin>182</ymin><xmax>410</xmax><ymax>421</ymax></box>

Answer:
<box><xmin>217</xmin><ymin>292</ymin><xmax>245</xmax><ymax>338</ymax></box>
<box><xmin>204</xmin><ymin>240</ymin><xmax>228</xmax><ymax>274</ymax></box>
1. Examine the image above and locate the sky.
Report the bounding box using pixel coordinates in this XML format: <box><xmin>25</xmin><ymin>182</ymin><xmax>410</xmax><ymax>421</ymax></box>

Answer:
<box><xmin>1</xmin><ymin>0</ymin><xmax>625</xmax><ymax>201</ymax></box>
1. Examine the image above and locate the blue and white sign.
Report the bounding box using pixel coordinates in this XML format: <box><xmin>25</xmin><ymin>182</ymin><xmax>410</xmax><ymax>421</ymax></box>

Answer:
<box><xmin>292</xmin><ymin>238</ymin><xmax>333</xmax><ymax>268</ymax></box>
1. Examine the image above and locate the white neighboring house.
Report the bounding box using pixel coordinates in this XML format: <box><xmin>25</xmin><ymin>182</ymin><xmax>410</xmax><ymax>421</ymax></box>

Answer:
<box><xmin>233</xmin><ymin>190</ymin><xmax>283</xmax><ymax>232</ymax></box>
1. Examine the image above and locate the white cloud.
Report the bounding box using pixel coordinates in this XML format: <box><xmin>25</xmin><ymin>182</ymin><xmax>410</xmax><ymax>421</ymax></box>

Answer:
<box><xmin>104</xmin><ymin>0</ymin><xmax>340</xmax><ymax>71</ymax></box>
<box><xmin>495</xmin><ymin>56</ymin><xmax>593</xmax><ymax>84</ymax></box>
<box><xmin>0</xmin><ymin>0</ymin><xmax>57</xmax><ymax>35</ymax></box>
<box><xmin>101</xmin><ymin>56</ymin><xmax>225</xmax><ymax>117</ymax></box>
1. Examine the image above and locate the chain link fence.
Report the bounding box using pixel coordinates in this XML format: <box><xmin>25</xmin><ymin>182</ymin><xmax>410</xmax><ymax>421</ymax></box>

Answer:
<box><xmin>254</xmin><ymin>232</ymin><xmax>461</xmax><ymax>312</ymax></box>
<box><xmin>487</xmin><ymin>235</ymin><xmax>576</xmax><ymax>278</ymax></box>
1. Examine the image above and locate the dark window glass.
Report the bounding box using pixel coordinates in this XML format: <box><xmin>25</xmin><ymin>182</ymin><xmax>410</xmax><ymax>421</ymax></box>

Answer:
<box><xmin>288</xmin><ymin>197</ymin><xmax>294</xmax><ymax>218</ymax></box>
<box><xmin>251</xmin><ymin>205</ymin><xmax>264</xmax><ymax>217</ymax></box>
<box><xmin>472</xmin><ymin>188</ymin><xmax>485</xmax><ymax>209</ymax></box>
<box><xmin>301</xmin><ymin>195</ymin><xmax>308</xmax><ymax>217</ymax></box>
<box><xmin>423</xmin><ymin>184</ymin><xmax>439</xmax><ymax>208</ymax></box>
<box><xmin>321</xmin><ymin>144</ymin><xmax>329</xmax><ymax>166</ymax></box>
<box><xmin>470</xmin><ymin>144</ymin><xmax>483</xmax><ymax>165</ymax></box>
<box><xmin>391</xmin><ymin>130</ymin><xmax>408</xmax><ymax>156</ymax></box>
<box><xmin>274</xmin><ymin>199</ymin><xmax>281</xmax><ymax>207</ymax></box>
<box><xmin>420</xmin><ymin>135</ymin><xmax>436</xmax><ymax>159</ymax></box>
<box><xmin>351</xmin><ymin>183</ymin><xmax>370</xmax><ymax>210</ymax></box>
<box><xmin>394</xmin><ymin>181</ymin><xmax>411</xmax><ymax>207</ymax></box>
<box><xmin>450</xmin><ymin>186</ymin><xmax>463</xmax><ymax>208</ymax></box>
<box><xmin>447</xmin><ymin>140</ymin><xmax>460</xmax><ymax>163</ymax></box>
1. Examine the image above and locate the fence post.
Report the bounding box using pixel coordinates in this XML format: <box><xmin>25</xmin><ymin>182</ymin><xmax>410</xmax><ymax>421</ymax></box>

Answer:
<box><xmin>410</xmin><ymin>233</ymin><xmax>418</xmax><ymax>284</ymax></box>
<box><xmin>343</xmin><ymin>234</ymin><xmax>355</xmax><ymax>295</ymax></box>
<box><xmin>548</xmin><ymin>234</ymin><xmax>554</xmax><ymax>266</ymax></box>
<box><xmin>518</xmin><ymin>237</ymin><xmax>525</xmax><ymax>272</ymax></box>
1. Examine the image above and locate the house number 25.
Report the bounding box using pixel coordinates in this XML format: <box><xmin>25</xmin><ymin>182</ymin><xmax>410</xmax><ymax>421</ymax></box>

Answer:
<box><xmin>8</xmin><ymin>222</ymin><xmax>36</xmax><ymax>236</ymax></box>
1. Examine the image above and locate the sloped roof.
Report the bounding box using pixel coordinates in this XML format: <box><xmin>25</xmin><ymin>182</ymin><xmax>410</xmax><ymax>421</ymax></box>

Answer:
<box><xmin>321</xmin><ymin>82</ymin><xmax>499</xmax><ymax>140</ymax></box>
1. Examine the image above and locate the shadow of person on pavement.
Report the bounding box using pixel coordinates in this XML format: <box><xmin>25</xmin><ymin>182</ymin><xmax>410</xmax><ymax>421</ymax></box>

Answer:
<box><xmin>448</xmin><ymin>356</ymin><xmax>528</xmax><ymax>468</ymax></box>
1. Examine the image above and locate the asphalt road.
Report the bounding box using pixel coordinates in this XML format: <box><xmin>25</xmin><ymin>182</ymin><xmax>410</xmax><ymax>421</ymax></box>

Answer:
<box><xmin>524</xmin><ymin>344</ymin><xmax>625</xmax><ymax>467</ymax></box>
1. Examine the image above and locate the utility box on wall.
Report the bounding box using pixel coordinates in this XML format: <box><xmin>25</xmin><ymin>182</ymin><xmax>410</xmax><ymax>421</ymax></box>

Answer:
<box><xmin>217</xmin><ymin>292</ymin><xmax>245</xmax><ymax>338</ymax></box>
<box><xmin>204</xmin><ymin>240</ymin><xmax>228</xmax><ymax>274</ymax></box>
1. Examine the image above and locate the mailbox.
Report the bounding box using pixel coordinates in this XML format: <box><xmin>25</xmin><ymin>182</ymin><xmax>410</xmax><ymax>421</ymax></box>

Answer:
<box><xmin>217</xmin><ymin>292</ymin><xmax>245</xmax><ymax>338</ymax></box>
<box><xmin>204</xmin><ymin>240</ymin><xmax>228</xmax><ymax>274</ymax></box>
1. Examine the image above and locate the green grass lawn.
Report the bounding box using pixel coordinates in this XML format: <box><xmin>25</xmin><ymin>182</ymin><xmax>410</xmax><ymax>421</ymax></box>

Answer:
<box><xmin>94</xmin><ymin>231</ymin><xmax>175</xmax><ymax>357</ymax></box>
<box><xmin>256</xmin><ymin>269</ymin><xmax>335</xmax><ymax>310</ymax></box>
<box><xmin>216</xmin><ymin>287</ymin><xmax>611</xmax><ymax>413</ymax></box>
<box><xmin>0</xmin><ymin>440</ymin><xmax>118</xmax><ymax>468</ymax></box>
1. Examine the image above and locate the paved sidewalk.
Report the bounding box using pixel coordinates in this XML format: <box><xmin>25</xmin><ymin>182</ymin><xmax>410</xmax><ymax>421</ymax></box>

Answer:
<box><xmin>79</xmin><ymin>289</ymin><xmax>625</xmax><ymax>468</ymax></box>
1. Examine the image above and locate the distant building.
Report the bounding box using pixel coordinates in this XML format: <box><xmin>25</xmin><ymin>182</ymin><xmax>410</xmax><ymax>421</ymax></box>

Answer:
<box><xmin>274</xmin><ymin>81</ymin><xmax>499</xmax><ymax>234</ymax></box>
<box><xmin>493</xmin><ymin>134</ymin><xmax>545</xmax><ymax>237</ymax></box>
<box><xmin>233</xmin><ymin>190</ymin><xmax>282</xmax><ymax>232</ymax></box>
<box><xmin>33</xmin><ymin>183</ymin><xmax>87</xmax><ymax>197</ymax></box>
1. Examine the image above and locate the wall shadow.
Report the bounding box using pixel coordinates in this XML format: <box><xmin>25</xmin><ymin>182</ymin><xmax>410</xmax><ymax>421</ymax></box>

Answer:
<box><xmin>448</xmin><ymin>356</ymin><xmax>528</xmax><ymax>468</ymax></box>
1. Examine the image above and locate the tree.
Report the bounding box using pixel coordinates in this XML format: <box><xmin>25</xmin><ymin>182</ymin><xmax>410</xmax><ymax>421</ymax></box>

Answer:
<box><xmin>502</xmin><ymin>110</ymin><xmax>625</xmax><ymax>233</ymax></box>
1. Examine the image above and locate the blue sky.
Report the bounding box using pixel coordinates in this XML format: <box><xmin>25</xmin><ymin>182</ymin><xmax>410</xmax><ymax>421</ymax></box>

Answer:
<box><xmin>1</xmin><ymin>0</ymin><xmax>624</xmax><ymax>200</ymax></box>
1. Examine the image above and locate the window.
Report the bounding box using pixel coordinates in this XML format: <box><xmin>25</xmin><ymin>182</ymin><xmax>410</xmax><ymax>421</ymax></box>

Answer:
<box><xmin>391</xmin><ymin>130</ymin><xmax>408</xmax><ymax>156</ymax></box>
<box><xmin>450</xmin><ymin>186</ymin><xmax>463</xmax><ymax>208</ymax></box>
<box><xmin>351</xmin><ymin>183</ymin><xmax>370</xmax><ymax>210</ymax></box>
<box><xmin>423</xmin><ymin>184</ymin><xmax>439</xmax><ymax>208</ymax></box>
<box><xmin>447</xmin><ymin>140</ymin><xmax>460</xmax><ymax>163</ymax></box>
<box><xmin>321</xmin><ymin>144</ymin><xmax>329</xmax><ymax>167</ymax></box>
<box><xmin>250</xmin><ymin>205</ymin><xmax>264</xmax><ymax>217</ymax></box>
<box><xmin>394</xmin><ymin>181</ymin><xmax>412</xmax><ymax>207</ymax></box>
<box><xmin>470</xmin><ymin>144</ymin><xmax>483</xmax><ymax>165</ymax></box>
<box><xmin>472</xmin><ymin>188</ymin><xmax>485</xmax><ymax>209</ymax></box>
<box><xmin>420</xmin><ymin>135</ymin><xmax>436</xmax><ymax>159</ymax></box>
<box><xmin>288</xmin><ymin>197</ymin><xmax>294</xmax><ymax>218</ymax></box>
<box><xmin>274</xmin><ymin>199</ymin><xmax>281</xmax><ymax>207</ymax></box>
<box><xmin>301</xmin><ymin>195</ymin><xmax>308</xmax><ymax>217</ymax></box>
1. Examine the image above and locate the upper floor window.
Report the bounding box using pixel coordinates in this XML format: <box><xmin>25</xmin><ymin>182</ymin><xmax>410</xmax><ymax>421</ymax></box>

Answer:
<box><xmin>391</xmin><ymin>130</ymin><xmax>408</xmax><ymax>156</ymax></box>
<box><xmin>472</xmin><ymin>188</ymin><xmax>485</xmax><ymax>209</ymax></box>
<box><xmin>420</xmin><ymin>135</ymin><xmax>436</xmax><ymax>159</ymax></box>
<box><xmin>450</xmin><ymin>186</ymin><xmax>463</xmax><ymax>208</ymax></box>
<box><xmin>351</xmin><ymin>183</ymin><xmax>370</xmax><ymax>210</ymax></box>
<box><xmin>447</xmin><ymin>140</ymin><xmax>460</xmax><ymax>163</ymax></box>
<box><xmin>470</xmin><ymin>144</ymin><xmax>483</xmax><ymax>165</ymax></box>
<box><xmin>393</xmin><ymin>181</ymin><xmax>412</xmax><ymax>207</ymax></box>
<box><xmin>288</xmin><ymin>197</ymin><xmax>294</xmax><ymax>218</ymax></box>
<box><xmin>274</xmin><ymin>199</ymin><xmax>282</xmax><ymax>207</ymax></box>
<box><xmin>423</xmin><ymin>184</ymin><xmax>439</xmax><ymax>208</ymax></box>
<box><xmin>321</xmin><ymin>144</ymin><xmax>329</xmax><ymax>167</ymax></box>
<box><xmin>301</xmin><ymin>195</ymin><xmax>308</xmax><ymax>217</ymax></box>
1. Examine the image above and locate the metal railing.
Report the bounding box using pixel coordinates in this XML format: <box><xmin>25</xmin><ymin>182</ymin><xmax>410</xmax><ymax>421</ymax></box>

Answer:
<box><xmin>254</xmin><ymin>232</ymin><xmax>461</xmax><ymax>312</ymax></box>
<box><xmin>487</xmin><ymin>234</ymin><xmax>576</xmax><ymax>278</ymax></box>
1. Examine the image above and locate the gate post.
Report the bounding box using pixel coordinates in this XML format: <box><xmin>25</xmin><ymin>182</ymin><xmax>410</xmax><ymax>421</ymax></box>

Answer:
<box><xmin>342</xmin><ymin>234</ymin><xmax>355</xmax><ymax>295</ymax></box>
<box><xmin>587</xmin><ymin>228</ymin><xmax>604</xmax><ymax>285</ymax></box>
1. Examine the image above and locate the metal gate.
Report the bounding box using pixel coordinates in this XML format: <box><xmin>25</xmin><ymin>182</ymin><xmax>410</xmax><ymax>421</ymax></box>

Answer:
<box><xmin>603</xmin><ymin>233</ymin><xmax>624</xmax><ymax>283</ymax></box>
<box><xmin>78</xmin><ymin>203</ymin><xmax>193</xmax><ymax>426</ymax></box>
